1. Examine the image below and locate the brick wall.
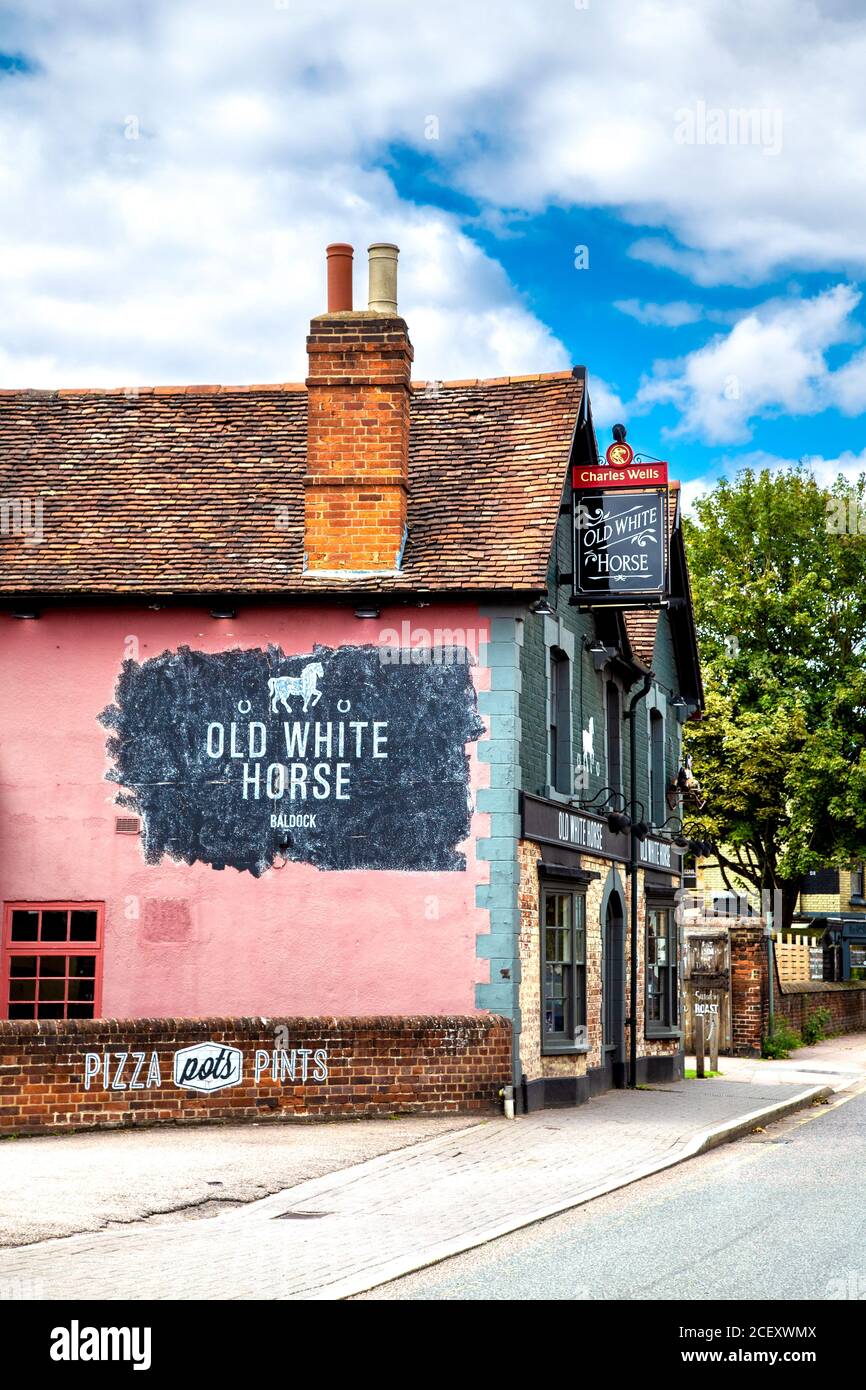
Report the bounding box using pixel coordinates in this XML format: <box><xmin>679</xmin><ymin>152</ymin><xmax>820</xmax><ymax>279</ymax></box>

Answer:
<box><xmin>778</xmin><ymin>980</ymin><xmax>866</xmax><ymax>1036</ymax></box>
<box><xmin>304</xmin><ymin>312</ymin><xmax>413</xmax><ymax>571</ymax></box>
<box><xmin>518</xmin><ymin>839</ymin><xmax>680</xmax><ymax>1083</ymax></box>
<box><xmin>0</xmin><ymin>1014</ymin><xmax>511</xmax><ymax>1136</ymax></box>
<box><xmin>729</xmin><ymin>922</ymin><xmax>767</xmax><ymax>1056</ymax></box>
<box><xmin>728</xmin><ymin>923</ymin><xmax>866</xmax><ymax>1052</ymax></box>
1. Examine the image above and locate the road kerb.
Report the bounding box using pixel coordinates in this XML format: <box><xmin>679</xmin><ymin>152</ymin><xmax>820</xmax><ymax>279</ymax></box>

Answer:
<box><xmin>690</xmin><ymin>1083</ymin><xmax>833</xmax><ymax>1157</ymax></box>
<box><xmin>333</xmin><ymin>1082</ymin><xmax>833</xmax><ymax>1301</ymax></box>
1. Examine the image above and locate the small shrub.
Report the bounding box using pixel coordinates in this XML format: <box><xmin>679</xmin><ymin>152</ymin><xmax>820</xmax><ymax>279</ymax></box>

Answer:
<box><xmin>801</xmin><ymin>1007</ymin><xmax>833</xmax><ymax>1046</ymax></box>
<box><xmin>762</xmin><ymin>1021</ymin><xmax>801</xmax><ymax>1059</ymax></box>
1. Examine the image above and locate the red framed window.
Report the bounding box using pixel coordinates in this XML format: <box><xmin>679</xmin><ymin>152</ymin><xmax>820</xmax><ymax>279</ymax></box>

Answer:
<box><xmin>1</xmin><ymin>903</ymin><xmax>104</xmax><ymax>1020</ymax></box>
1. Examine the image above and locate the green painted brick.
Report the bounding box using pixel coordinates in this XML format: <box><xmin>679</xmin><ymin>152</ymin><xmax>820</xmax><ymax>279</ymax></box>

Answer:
<box><xmin>487</xmin><ymin>616</ymin><xmax>523</xmax><ymax>644</ymax></box>
<box><xmin>475</xmin><ymin>982</ymin><xmax>516</xmax><ymax>1013</ymax></box>
<box><xmin>478</xmin><ymin>690</ymin><xmax>520</xmax><ymax>717</ymax></box>
<box><xmin>477</xmin><ymin>787</ymin><xmax>519</xmax><ymax>814</ymax></box>
<box><xmin>479</xmin><ymin>740</ymin><xmax>519</xmax><ymax>765</ymax></box>
<box><xmin>491</xmin><ymin>666</ymin><xmax>522</xmax><ymax>692</ymax></box>
<box><xmin>478</xmin><ymin>837</ymin><xmax>521</xmax><ymax>861</ymax></box>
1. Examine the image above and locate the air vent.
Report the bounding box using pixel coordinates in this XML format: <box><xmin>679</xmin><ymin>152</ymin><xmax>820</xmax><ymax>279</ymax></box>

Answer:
<box><xmin>115</xmin><ymin>816</ymin><xmax>141</xmax><ymax>835</ymax></box>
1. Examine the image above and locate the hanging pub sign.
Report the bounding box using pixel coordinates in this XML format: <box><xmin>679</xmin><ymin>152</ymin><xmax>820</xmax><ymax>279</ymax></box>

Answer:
<box><xmin>572</xmin><ymin>452</ymin><xmax>669</xmax><ymax>607</ymax></box>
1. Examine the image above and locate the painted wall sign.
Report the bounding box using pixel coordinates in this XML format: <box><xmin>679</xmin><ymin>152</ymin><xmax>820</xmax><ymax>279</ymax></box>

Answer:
<box><xmin>522</xmin><ymin>794</ymin><xmax>627</xmax><ymax>861</ymax></box>
<box><xmin>100</xmin><ymin>642</ymin><xmax>484</xmax><ymax>875</ymax></box>
<box><xmin>173</xmin><ymin>1042</ymin><xmax>243</xmax><ymax>1092</ymax></box>
<box><xmin>83</xmin><ymin>1044</ymin><xmax>330</xmax><ymax>1091</ymax></box>
<box><xmin>573</xmin><ymin>461</ymin><xmax>668</xmax><ymax>489</ymax></box>
<box><xmin>522</xmin><ymin>793</ymin><xmax>682</xmax><ymax>875</ymax></box>
<box><xmin>574</xmin><ymin>488</ymin><xmax>668</xmax><ymax>602</ymax></box>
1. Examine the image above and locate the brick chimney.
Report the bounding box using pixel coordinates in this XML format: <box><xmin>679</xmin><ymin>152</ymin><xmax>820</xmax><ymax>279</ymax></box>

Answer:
<box><xmin>304</xmin><ymin>242</ymin><xmax>413</xmax><ymax>572</ymax></box>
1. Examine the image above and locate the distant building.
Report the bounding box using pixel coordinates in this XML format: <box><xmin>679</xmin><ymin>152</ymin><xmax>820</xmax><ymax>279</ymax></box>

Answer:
<box><xmin>693</xmin><ymin>857</ymin><xmax>866</xmax><ymax>979</ymax></box>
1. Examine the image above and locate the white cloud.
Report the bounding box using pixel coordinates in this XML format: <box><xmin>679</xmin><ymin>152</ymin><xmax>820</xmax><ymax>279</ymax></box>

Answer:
<box><xmin>586</xmin><ymin>375</ymin><xmax>626</xmax><ymax>430</ymax></box>
<box><xmin>633</xmin><ymin>285</ymin><xmax>864</xmax><ymax>444</ymax></box>
<box><xmin>614</xmin><ymin>299</ymin><xmax>739</xmax><ymax>329</ymax></box>
<box><xmin>614</xmin><ymin>300</ymin><xmax>705</xmax><ymax>328</ymax></box>
<box><xmin>1</xmin><ymin>0</ymin><xmax>866</xmax><ymax>389</ymax></box>
<box><xmin>679</xmin><ymin>447</ymin><xmax>866</xmax><ymax>517</ymax></box>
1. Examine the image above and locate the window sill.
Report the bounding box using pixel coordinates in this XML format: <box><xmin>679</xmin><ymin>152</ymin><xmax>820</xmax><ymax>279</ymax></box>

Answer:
<box><xmin>542</xmin><ymin>1041</ymin><xmax>590</xmax><ymax>1056</ymax></box>
<box><xmin>645</xmin><ymin>1027</ymin><xmax>682</xmax><ymax>1042</ymax></box>
<box><xmin>542</xmin><ymin>786</ymin><xmax>573</xmax><ymax>805</ymax></box>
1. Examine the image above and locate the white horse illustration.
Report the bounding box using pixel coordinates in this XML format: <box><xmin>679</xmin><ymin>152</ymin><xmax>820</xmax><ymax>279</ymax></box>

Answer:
<box><xmin>268</xmin><ymin>662</ymin><xmax>324</xmax><ymax>714</ymax></box>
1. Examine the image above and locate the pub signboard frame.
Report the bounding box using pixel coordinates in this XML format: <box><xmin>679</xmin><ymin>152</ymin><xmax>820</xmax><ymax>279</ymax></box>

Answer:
<box><xmin>571</xmin><ymin>455</ymin><xmax>670</xmax><ymax>609</ymax></box>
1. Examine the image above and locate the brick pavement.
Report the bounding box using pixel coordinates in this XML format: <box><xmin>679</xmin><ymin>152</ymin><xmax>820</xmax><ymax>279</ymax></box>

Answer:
<box><xmin>0</xmin><ymin>1076</ymin><xmax>825</xmax><ymax>1301</ymax></box>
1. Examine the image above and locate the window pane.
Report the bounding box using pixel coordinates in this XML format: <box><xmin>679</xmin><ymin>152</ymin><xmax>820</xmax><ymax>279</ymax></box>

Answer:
<box><xmin>10</xmin><ymin>911</ymin><xmax>38</xmax><ymax>942</ymax></box>
<box><xmin>544</xmin><ymin>894</ymin><xmax>570</xmax><ymax>930</ymax></box>
<box><xmin>545</xmin><ymin>998</ymin><xmax>566</xmax><ymax>1034</ymax></box>
<box><xmin>9</xmin><ymin>956</ymin><xmax>37</xmax><ymax>977</ymax></box>
<box><xmin>69</xmin><ymin>956</ymin><xmax>96</xmax><ymax>977</ymax></box>
<box><xmin>8</xmin><ymin>979</ymin><xmax>36</xmax><ymax>1001</ymax></box>
<box><xmin>574</xmin><ymin>927</ymin><xmax>585</xmax><ymax>965</ymax></box>
<box><xmin>70</xmin><ymin>911</ymin><xmax>98</xmax><ymax>942</ymax></box>
<box><xmin>68</xmin><ymin>978</ymin><xmax>94</xmax><ymax>1002</ymax></box>
<box><xmin>8</xmin><ymin>1003</ymin><xmax>35</xmax><ymax>1019</ymax></box>
<box><xmin>647</xmin><ymin>917</ymin><xmax>658</xmax><ymax>965</ymax></box>
<box><xmin>39</xmin><ymin>956</ymin><xmax>65</xmax><ymax>977</ymax></box>
<box><xmin>67</xmin><ymin>1003</ymin><xmax>95</xmax><ymax>1019</ymax></box>
<box><xmin>38</xmin><ymin>979</ymin><xmax>65</xmax><ymax>1002</ymax></box>
<box><xmin>40</xmin><ymin>911</ymin><xmax>69</xmax><ymax>942</ymax></box>
<box><xmin>36</xmin><ymin>1003</ymin><xmax>65</xmax><ymax>1020</ymax></box>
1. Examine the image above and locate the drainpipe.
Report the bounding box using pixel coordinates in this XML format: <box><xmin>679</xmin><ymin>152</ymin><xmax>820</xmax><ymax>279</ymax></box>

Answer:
<box><xmin>625</xmin><ymin>670</ymin><xmax>653</xmax><ymax>1088</ymax></box>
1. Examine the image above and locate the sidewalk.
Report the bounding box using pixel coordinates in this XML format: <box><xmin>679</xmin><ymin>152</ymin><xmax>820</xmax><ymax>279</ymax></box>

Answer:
<box><xmin>691</xmin><ymin>1033</ymin><xmax>866</xmax><ymax>1092</ymax></box>
<box><xmin>0</xmin><ymin>1070</ymin><xmax>833</xmax><ymax>1301</ymax></box>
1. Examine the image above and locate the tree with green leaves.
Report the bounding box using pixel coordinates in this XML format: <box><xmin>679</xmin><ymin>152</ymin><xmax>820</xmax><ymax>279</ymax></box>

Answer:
<box><xmin>683</xmin><ymin>465</ymin><xmax>866</xmax><ymax>930</ymax></box>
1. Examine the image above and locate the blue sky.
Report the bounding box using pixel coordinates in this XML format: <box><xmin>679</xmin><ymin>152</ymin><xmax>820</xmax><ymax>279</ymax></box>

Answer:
<box><xmin>1</xmin><ymin>0</ymin><xmax>865</xmax><ymax>507</ymax></box>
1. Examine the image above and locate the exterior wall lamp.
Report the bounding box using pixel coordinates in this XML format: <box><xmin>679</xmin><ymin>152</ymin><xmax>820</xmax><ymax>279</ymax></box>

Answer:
<box><xmin>671</xmin><ymin>695</ymin><xmax>691</xmax><ymax>723</ymax></box>
<box><xmin>11</xmin><ymin>609</ymin><xmax>40</xmax><ymax>619</ymax></box>
<box><xmin>529</xmin><ymin>594</ymin><xmax>555</xmax><ymax>616</ymax></box>
<box><xmin>209</xmin><ymin>606</ymin><xmax>237</xmax><ymax>620</ymax></box>
<box><xmin>585</xmin><ymin>637</ymin><xmax>618</xmax><ymax>672</ymax></box>
<box><xmin>354</xmin><ymin>605</ymin><xmax>381</xmax><ymax>619</ymax></box>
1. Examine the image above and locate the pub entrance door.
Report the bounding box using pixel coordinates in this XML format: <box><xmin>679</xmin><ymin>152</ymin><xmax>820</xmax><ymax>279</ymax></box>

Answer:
<box><xmin>603</xmin><ymin>893</ymin><xmax>626</xmax><ymax>1088</ymax></box>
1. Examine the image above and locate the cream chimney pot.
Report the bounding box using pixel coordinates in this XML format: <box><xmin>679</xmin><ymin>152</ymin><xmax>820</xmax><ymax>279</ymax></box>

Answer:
<box><xmin>367</xmin><ymin>242</ymin><xmax>399</xmax><ymax>314</ymax></box>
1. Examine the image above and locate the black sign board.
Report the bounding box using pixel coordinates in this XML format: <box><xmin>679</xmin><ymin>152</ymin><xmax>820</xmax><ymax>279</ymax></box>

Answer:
<box><xmin>100</xmin><ymin>642</ymin><xmax>484</xmax><ymax>876</ymax></box>
<box><xmin>521</xmin><ymin>793</ymin><xmax>681</xmax><ymax>876</ymax></box>
<box><xmin>574</xmin><ymin>487</ymin><xmax>668</xmax><ymax>604</ymax></box>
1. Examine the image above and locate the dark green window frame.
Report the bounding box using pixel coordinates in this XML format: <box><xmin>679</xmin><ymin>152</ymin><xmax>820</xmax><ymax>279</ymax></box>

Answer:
<box><xmin>548</xmin><ymin>647</ymin><xmax>571</xmax><ymax>794</ymax></box>
<box><xmin>646</xmin><ymin>903</ymin><xmax>679</xmax><ymax>1037</ymax></box>
<box><xmin>542</xmin><ymin>887</ymin><xmax>587</xmax><ymax>1054</ymax></box>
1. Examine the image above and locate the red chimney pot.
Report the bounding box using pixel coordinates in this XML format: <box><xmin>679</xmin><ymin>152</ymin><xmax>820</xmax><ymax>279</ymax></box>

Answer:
<box><xmin>326</xmin><ymin>243</ymin><xmax>353</xmax><ymax>312</ymax></box>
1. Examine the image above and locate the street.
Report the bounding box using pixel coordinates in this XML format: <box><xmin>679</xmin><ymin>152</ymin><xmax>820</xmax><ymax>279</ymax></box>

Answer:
<box><xmin>358</xmin><ymin>1083</ymin><xmax>866</xmax><ymax>1300</ymax></box>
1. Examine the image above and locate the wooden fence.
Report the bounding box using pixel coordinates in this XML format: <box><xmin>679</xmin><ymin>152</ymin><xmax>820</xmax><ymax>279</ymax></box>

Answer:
<box><xmin>775</xmin><ymin>932</ymin><xmax>820</xmax><ymax>984</ymax></box>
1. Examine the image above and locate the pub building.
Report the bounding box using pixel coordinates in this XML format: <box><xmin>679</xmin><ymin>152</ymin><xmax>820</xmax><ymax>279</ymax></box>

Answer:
<box><xmin>0</xmin><ymin>242</ymin><xmax>702</xmax><ymax>1117</ymax></box>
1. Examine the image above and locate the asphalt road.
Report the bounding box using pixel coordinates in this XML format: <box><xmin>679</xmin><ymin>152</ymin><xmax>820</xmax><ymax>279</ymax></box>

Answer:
<box><xmin>357</xmin><ymin>1083</ymin><xmax>866</xmax><ymax>1300</ymax></box>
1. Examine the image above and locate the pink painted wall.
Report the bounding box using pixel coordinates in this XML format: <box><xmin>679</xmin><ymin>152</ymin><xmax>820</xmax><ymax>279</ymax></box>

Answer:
<box><xmin>0</xmin><ymin>605</ymin><xmax>492</xmax><ymax>1018</ymax></box>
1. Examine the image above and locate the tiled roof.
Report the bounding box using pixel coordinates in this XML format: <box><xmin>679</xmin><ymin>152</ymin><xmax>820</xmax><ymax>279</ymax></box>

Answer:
<box><xmin>0</xmin><ymin>372</ymin><xmax>581</xmax><ymax>595</ymax></box>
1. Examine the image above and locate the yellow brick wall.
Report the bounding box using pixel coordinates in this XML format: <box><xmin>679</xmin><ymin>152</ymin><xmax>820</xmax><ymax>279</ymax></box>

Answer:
<box><xmin>696</xmin><ymin>857</ymin><xmax>866</xmax><ymax>917</ymax></box>
<box><xmin>518</xmin><ymin>839</ymin><xmax>679</xmax><ymax>1083</ymax></box>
